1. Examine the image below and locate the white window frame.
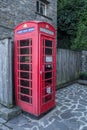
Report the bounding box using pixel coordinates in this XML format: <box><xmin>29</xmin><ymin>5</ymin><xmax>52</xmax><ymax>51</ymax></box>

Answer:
<box><xmin>36</xmin><ymin>0</ymin><xmax>47</xmax><ymax>16</ymax></box>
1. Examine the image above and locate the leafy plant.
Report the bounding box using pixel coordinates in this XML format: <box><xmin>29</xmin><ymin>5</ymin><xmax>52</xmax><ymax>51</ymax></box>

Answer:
<box><xmin>79</xmin><ymin>72</ymin><xmax>87</xmax><ymax>80</ymax></box>
<box><xmin>71</xmin><ymin>11</ymin><xmax>87</xmax><ymax>50</ymax></box>
<box><xmin>57</xmin><ymin>0</ymin><xmax>87</xmax><ymax>50</ymax></box>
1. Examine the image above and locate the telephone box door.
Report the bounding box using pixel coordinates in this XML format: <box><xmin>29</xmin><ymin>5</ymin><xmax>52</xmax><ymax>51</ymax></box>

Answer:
<box><xmin>39</xmin><ymin>35</ymin><xmax>56</xmax><ymax>113</ymax></box>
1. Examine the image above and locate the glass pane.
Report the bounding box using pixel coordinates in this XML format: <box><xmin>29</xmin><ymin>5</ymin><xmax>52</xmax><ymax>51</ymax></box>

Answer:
<box><xmin>44</xmin><ymin>95</ymin><xmax>52</xmax><ymax>102</ymax></box>
<box><xmin>20</xmin><ymin>56</ymin><xmax>29</xmax><ymax>62</ymax></box>
<box><xmin>40</xmin><ymin>3</ymin><xmax>45</xmax><ymax>15</ymax></box>
<box><xmin>21</xmin><ymin>88</ymin><xmax>29</xmax><ymax>95</ymax></box>
<box><xmin>45</xmin><ymin>72</ymin><xmax>52</xmax><ymax>79</ymax></box>
<box><xmin>20</xmin><ymin>72</ymin><xmax>32</xmax><ymax>79</ymax></box>
<box><xmin>20</xmin><ymin>80</ymin><xmax>32</xmax><ymax>88</ymax></box>
<box><xmin>20</xmin><ymin>72</ymin><xmax>29</xmax><ymax>79</ymax></box>
<box><xmin>45</xmin><ymin>48</ymin><xmax>52</xmax><ymax>55</ymax></box>
<box><xmin>20</xmin><ymin>95</ymin><xmax>29</xmax><ymax>102</ymax></box>
<box><xmin>20</xmin><ymin>39</ymin><xmax>32</xmax><ymax>46</ymax></box>
<box><xmin>20</xmin><ymin>48</ymin><xmax>29</xmax><ymax>54</ymax></box>
<box><xmin>20</xmin><ymin>64</ymin><xmax>32</xmax><ymax>71</ymax></box>
<box><xmin>45</xmin><ymin>64</ymin><xmax>52</xmax><ymax>71</ymax></box>
<box><xmin>43</xmin><ymin>95</ymin><xmax>52</xmax><ymax>103</ymax></box>
<box><xmin>46</xmin><ymin>79</ymin><xmax>52</xmax><ymax>84</ymax></box>
<box><xmin>20</xmin><ymin>56</ymin><xmax>32</xmax><ymax>63</ymax></box>
<box><xmin>45</xmin><ymin>40</ymin><xmax>52</xmax><ymax>47</ymax></box>
<box><xmin>20</xmin><ymin>80</ymin><xmax>29</xmax><ymax>87</ymax></box>
<box><xmin>20</xmin><ymin>95</ymin><xmax>32</xmax><ymax>103</ymax></box>
<box><xmin>36</xmin><ymin>1</ymin><xmax>39</xmax><ymax>12</ymax></box>
<box><xmin>20</xmin><ymin>40</ymin><xmax>29</xmax><ymax>46</ymax></box>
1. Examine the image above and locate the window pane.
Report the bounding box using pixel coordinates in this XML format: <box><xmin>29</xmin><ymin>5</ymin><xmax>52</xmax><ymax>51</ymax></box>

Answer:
<box><xmin>40</xmin><ymin>3</ymin><xmax>45</xmax><ymax>15</ymax></box>
<box><xmin>20</xmin><ymin>56</ymin><xmax>29</xmax><ymax>62</ymax></box>
<box><xmin>46</xmin><ymin>79</ymin><xmax>52</xmax><ymax>84</ymax></box>
<box><xmin>45</xmin><ymin>48</ymin><xmax>52</xmax><ymax>55</ymax></box>
<box><xmin>20</xmin><ymin>39</ymin><xmax>32</xmax><ymax>46</ymax></box>
<box><xmin>21</xmin><ymin>88</ymin><xmax>29</xmax><ymax>95</ymax></box>
<box><xmin>45</xmin><ymin>40</ymin><xmax>52</xmax><ymax>47</ymax></box>
<box><xmin>20</xmin><ymin>72</ymin><xmax>29</xmax><ymax>79</ymax></box>
<box><xmin>36</xmin><ymin>1</ymin><xmax>39</xmax><ymax>12</ymax></box>
<box><xmin>45</xmin><ymin>72</ymin><xmax>52</xmax><ymax>79</ymax></box>
<box><xmin>20</xmin><ymin>48</ymin><xmax>29</xmax><ymax>54</ymax></box>
<box><xmin>20</xmin><ymin>72</ymin><xmax>32</xmax><ymax>79</ymax></box>
<box><xmin>20</xmin><ymin>95</ymin><xmax>32</xmax><ymax>103</ymax></box>
<box><xmin>20</xmin><ymin>80</ymin><xmax>29</xmax><ymax>87</ymax></box>
<box><xmin>20</xmin><ymin>80</ymin><xmax>32</xmax><ymax>88</ymax></box>
<box><xmin>45</xmin><ymin>64</ymin><xmax>52</xmax><ymax>71</ymax></box>
<box><xmin>20</xmin><ymin>64</ymin><xmax>32</xmax><ymax>71</ymax></box>
<box><xmin>36</xmin><ymin>1</ymin><xmax>47</xmax><ymax>16</ymax></box>
<box><xmin>20</xmin><ymin>56</ymin><xmax>32</xmax><ymax>63</ymax></box>
<box><xmin>20</xmin><ymin>40</ymin><xmax>29</xmax><ymax>46</ymax></box>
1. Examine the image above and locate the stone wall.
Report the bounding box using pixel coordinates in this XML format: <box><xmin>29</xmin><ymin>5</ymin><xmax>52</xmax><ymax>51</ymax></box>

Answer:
<box><xmin>0</xmin><ymin>0</ymin><xmax>57</xmax><ymax>39</ymax></box>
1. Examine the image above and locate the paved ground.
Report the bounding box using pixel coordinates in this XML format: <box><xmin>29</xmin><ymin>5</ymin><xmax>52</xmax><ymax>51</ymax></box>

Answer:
<box><xmin>1</xmin><ymin>83</ymin><xmax>87</xmax><ymax>130</ymax></box>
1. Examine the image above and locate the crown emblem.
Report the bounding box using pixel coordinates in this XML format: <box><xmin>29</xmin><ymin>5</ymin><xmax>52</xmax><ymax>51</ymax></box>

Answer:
<box><xmin>46</xmin><ymin>25</ymin><xmax>49</xmax><ymax>29</ymax></box>
<box><xmin>23</xmin><ymin>24</ymin><xmax>27</xmax><ymax>28</ymax></box>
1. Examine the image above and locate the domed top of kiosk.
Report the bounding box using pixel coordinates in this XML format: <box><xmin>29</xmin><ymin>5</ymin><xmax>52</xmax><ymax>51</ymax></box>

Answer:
<box><xmin>15</xmin><ymin>20</ymin><xmax>55</xmax><ymax>32</ymax></box>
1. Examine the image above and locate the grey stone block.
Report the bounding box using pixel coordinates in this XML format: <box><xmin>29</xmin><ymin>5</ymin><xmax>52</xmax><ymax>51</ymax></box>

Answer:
<box><xmin>6</xmin><ymin>114</ymin><xmax>31</xmax><ymax>129</ymax></box>
<box><xmin>0</xmin><ymin>106</ymin><xmax>21</xmax><ymax>121</ymax></box>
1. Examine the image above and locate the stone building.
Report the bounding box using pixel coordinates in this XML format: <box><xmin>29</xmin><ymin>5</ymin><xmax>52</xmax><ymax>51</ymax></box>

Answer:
<box><xmin>0</xmin><ymin>0</ymin><xmax>57</xmax><ymax>39</ymax></box>
<box><xmin>0</xmin><ymin>0</ymin><xmax>57</xmax><ymax>108</ymax></box>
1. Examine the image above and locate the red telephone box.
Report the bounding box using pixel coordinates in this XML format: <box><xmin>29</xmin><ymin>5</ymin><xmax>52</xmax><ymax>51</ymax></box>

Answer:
<box><xmin>14</xmin><ymin>21</ymin><xmax>56</xmax><ymax>116</ymax></box>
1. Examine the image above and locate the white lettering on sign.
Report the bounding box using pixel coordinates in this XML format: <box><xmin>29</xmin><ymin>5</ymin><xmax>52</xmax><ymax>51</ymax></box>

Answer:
<box><xmin>40</xmin><ymin>27</ymin><xmax>54</xmax><ymax>35</ymax></box>
<box><xmin>17</xmin><ymin>27</ymin><xmax>34</xmax><ymax>34</ymax></box>
<box><xmin>46</xmin><ymin>56</ymin><xmax>52</xmax><ymax>62</ymax></box>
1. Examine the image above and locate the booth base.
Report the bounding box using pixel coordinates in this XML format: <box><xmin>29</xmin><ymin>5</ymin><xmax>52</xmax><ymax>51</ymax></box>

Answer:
<box><xmin>23</xmin><ymin>105</ymin><xmax>56</xmax><ymax>120</ymax></box>
<box><xmin>0</xmin><ymin>104</ymin><xmax>21</xmax><ymax>121</ymax></box>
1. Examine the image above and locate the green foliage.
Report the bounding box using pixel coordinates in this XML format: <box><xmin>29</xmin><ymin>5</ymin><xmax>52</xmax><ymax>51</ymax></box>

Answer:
<box><xmin>57</xmin><ymin>0</ymin><xmax>87</xmax><ymax>50</ymax></box>
<box><xmin>79</xmin><ymin>72</ymin><xmax>87</xmax><ymax>77</ymax></box>
<box><xmin>79</xmin><ymin>72</ymin><xmax>87</xmax><ymax>80</ymax></box>
<box><xmin>71</xmin><ymin>8</ymin><xmax>87</xmax><ymax>50</ymax></box>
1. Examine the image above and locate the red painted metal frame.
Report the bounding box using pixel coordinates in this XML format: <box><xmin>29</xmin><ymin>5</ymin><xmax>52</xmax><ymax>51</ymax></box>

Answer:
<box><xmin>14</xmin><ymin>21</ymin><xmax>56</xmax><ymax>116</ymax></box>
